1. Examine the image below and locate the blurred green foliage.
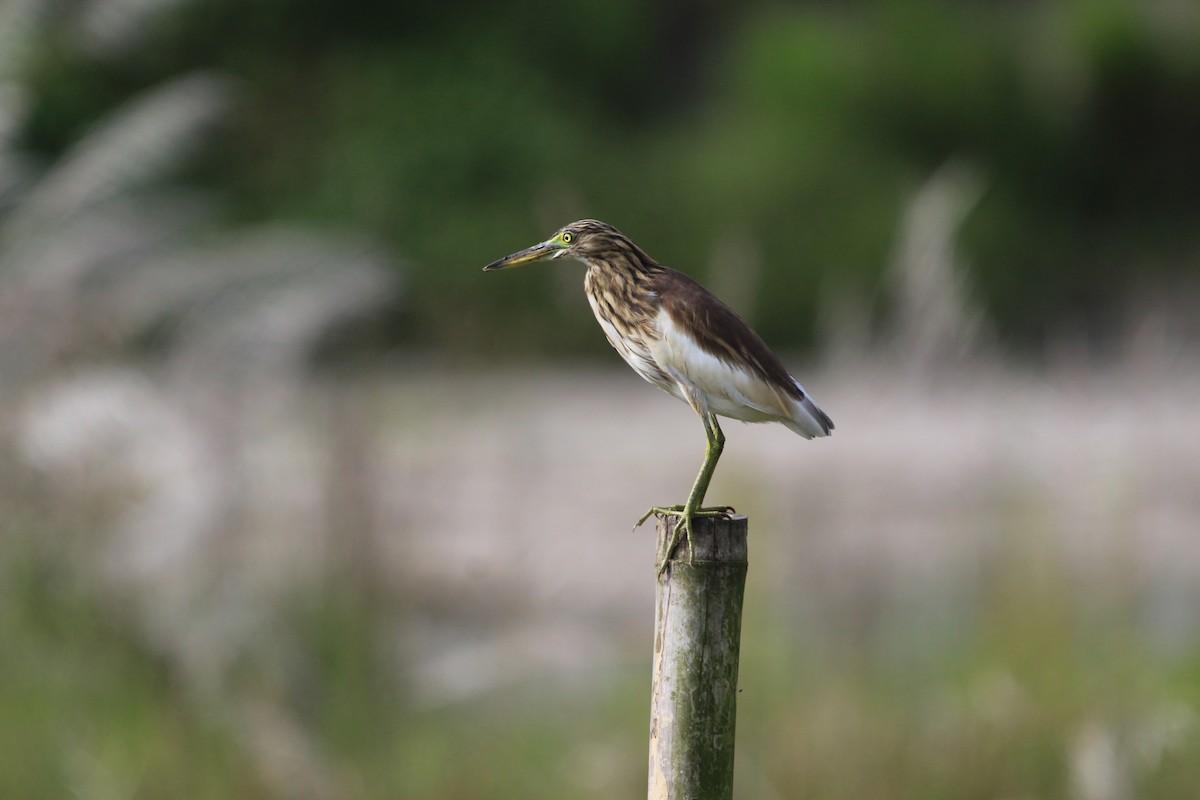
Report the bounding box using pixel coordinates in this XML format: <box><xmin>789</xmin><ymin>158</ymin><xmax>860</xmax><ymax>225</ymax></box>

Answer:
<box><xmin>6</xmin><ymin>4</ymin><xmax>1200</xmax><ymax>797</ymax></box>
<box><xmin>18</xmin><ymin>0</ymin><xmax>1200</xmax><ymax>354</ymax></box>
<box><xmin>6</xmin><ymin>509</ymin><xmax>1200</xmax><ymax>799</ymax></box>
<box><xmin>0</xmin><ymin>530</ymin><xmax>258</xmax><ymax>797</ymax></box>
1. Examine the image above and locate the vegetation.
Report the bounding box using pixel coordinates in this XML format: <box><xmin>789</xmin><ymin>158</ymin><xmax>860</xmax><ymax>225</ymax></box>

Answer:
<box><xmin>16</xmin><ymin>0</ymin><xmax>1200</xmax><ymax>354</ymax></box>
<box><xmin>7</xmin><ymin>442</ymin><xmax>1200</xmax><ymax>799</ymax></box>
<box><xmin>3</xmin><ymin>0</ymin><xmax>1199</xmax><ymax>798</ymax></box>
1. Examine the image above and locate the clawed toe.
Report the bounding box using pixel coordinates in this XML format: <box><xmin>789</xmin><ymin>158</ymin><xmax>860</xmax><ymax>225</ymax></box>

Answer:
<box><xmin>634</xmin><ymin>505</ymin><xmax>684</xmax><ymax>531</ymax></box>
<box><xmin>637</xmin><ymin>503</ymin><xmax>737</xmax><ymax>574</ymax></box>
<box><xmin>635</xmin><ymin>504</ymin><xmax>734</xmax><ymax>529</ymax></box>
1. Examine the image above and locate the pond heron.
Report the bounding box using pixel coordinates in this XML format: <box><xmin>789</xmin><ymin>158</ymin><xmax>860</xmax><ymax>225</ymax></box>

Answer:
<box><xmin>484</xmin><ymin>219</ymin><xmax>833</xmax><ymax>571</ymax></box>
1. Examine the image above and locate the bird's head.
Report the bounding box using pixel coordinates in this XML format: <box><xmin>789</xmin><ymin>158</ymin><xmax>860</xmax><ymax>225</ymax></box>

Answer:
<box><xmin>483</xmin><ymin>219</ymin><xmax>626</xmax><ymax>272</ymax></box>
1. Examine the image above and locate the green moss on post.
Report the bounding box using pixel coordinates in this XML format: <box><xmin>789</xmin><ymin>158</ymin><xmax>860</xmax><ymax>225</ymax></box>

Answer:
<box><xmin>648</xmin><ymin>514</ymin><xmax>748</xmax><ymax>800</ymax></box>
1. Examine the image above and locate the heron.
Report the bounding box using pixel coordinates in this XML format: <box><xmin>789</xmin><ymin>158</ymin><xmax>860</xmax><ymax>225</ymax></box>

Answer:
<box><xmin>485</xmin><ymin>219</ymin><xmax>832</xmax><ymax>572</ymax></box>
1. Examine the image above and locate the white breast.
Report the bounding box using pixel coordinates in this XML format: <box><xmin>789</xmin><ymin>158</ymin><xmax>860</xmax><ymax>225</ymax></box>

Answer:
<box><xmin>586</xmin><ymin>291</ymin><xmax>675</xmax><ymax>394</ymax></box>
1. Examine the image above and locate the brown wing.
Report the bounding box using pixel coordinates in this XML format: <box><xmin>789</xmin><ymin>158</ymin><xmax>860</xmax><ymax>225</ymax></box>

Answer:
<box><xmin>652</xmin><ymin>267</ymin><xmax>806</xmax><ymax>403</ymax></box>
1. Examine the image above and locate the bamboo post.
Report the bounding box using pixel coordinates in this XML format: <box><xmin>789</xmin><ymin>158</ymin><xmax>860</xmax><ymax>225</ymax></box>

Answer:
<box><xmin>648</xmin><ymin>514</ymin><xmax>748</xmax><ymax>800</ymax></box>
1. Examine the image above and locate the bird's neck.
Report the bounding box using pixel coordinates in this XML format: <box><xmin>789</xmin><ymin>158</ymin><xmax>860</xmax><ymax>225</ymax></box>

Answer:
<box><xmin>584</xmin><ymin>255</ymin><xmax>661</xmax><ymax>305</ymax></box>
<box><xmin>581</xmin><ymin>244</ymin><xmax>664</xmax><ymax>338</ymax></box>
<box><xmin>581</xmin><ymin>236</ymin><xmax>663</xmax><ymax>291</ymax></box>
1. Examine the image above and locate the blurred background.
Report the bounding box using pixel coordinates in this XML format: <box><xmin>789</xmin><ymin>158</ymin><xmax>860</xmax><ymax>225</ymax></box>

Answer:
<box><xmin>2</xmin><ymin>0</ymin><xmax>1200</xmax><ymax>797</ymax></box>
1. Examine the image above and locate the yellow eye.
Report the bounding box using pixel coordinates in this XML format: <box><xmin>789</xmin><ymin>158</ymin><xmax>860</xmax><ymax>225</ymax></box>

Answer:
<box><xmin>561</xmin><ymin>232</ymin><xmax>574</xmax><ymax>244</ymax></box>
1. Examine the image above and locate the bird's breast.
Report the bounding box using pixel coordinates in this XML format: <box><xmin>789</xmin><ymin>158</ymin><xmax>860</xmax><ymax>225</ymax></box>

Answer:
<box><xmin>584</xmin><ymin>278</ymin><xmax>674</xmax><ymax>393</ymax></box>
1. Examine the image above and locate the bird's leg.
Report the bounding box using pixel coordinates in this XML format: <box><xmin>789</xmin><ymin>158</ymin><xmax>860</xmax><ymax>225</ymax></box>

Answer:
<box><xmin>639</xmin><ymin>413</ymin><xmax>735</xmax><ymax>573</ymax></box>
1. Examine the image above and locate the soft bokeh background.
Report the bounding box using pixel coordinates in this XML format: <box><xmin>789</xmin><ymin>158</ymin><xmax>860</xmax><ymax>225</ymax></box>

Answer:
<box><xmin>3</xmin><ymin>0</ymin><xmax>1200</xmax><ymax>797</ymax></box>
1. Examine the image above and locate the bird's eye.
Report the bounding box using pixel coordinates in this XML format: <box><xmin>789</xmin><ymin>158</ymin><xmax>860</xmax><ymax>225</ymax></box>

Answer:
<box><xmin>561</xmin><ymin>232</ymin><xmax>574</xmax><ymax>244</ymax></box>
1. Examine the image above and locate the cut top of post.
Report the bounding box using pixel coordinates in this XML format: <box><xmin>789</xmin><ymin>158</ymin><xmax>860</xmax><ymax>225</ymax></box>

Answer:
<box><xmin>657</xmin><ymin>514</ymin><xmax>748</xmax><ymax>570</ymax></box>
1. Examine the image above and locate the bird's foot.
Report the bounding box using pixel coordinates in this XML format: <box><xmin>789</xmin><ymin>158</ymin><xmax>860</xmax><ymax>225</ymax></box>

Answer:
<box><xmin>635</xmin><ymin>504</ymin><xmax>736</xmax><ymax>575</ymax></box>
<box><xmin>634</xmin><ymin>504</ymin><xmax>735</xmax><ymax>528</ymax></box>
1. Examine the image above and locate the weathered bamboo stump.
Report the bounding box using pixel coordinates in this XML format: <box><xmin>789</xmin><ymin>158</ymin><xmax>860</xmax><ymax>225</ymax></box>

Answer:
<box><xmin>648</xmin><ymin>514</ymin><xmax>748</xmax><ymax>800</ymax></box>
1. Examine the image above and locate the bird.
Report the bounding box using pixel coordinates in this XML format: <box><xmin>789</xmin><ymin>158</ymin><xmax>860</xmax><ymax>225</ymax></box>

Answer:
<box><xmin>484</xmin><ymin>219</ymin><xmax>833</xmax><ymax>571</ymax></box>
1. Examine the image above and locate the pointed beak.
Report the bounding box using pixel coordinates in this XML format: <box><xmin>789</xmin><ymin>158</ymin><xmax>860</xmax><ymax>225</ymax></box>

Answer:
<box><xmin>483</xmin><ymin>239</ymin><xmax>564</xmax><ymax>271</ymax></box>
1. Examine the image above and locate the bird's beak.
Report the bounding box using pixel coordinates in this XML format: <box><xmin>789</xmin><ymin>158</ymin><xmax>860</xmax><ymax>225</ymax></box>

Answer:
<box><xmin>483</xmin><ymin>239</ymin><xmax>564</xmax><ymax>271</ymax></box>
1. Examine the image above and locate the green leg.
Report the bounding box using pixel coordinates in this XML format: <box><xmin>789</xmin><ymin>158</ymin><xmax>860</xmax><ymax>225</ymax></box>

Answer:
<box><xmin>637</xmin><ymin>413</ymin><xmax>735</xmax><ymax>573</ymax></box>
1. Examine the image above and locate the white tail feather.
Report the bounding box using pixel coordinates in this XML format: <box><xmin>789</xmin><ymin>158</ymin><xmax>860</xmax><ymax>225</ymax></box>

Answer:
<box><xmin>785</xmin><ymin>391</ymin><xmax>833</xmax><ymax>439</ymax></box>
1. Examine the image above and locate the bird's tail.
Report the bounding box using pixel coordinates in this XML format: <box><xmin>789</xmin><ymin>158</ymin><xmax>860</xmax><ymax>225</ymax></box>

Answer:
<box><xmin>784</xmin><ymin>392</ymin><xmax>834</xmax><ymax>439</ymax></box>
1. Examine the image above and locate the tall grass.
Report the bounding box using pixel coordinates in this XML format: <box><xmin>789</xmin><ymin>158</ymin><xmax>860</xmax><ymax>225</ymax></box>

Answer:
<box><xmin>7</xmin><ymin>358</ymin><xmax>1200</xmax><ymax>799</ymax></box>
<box><xmin>4</xmin><ymin>3</ymin><xmax>1200</xmax><ymax>798</ymax></box>
<box><xmin>1</xmin><ymin>2</ymin><xmax>396</xmax><ymax>796</ymax></box>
